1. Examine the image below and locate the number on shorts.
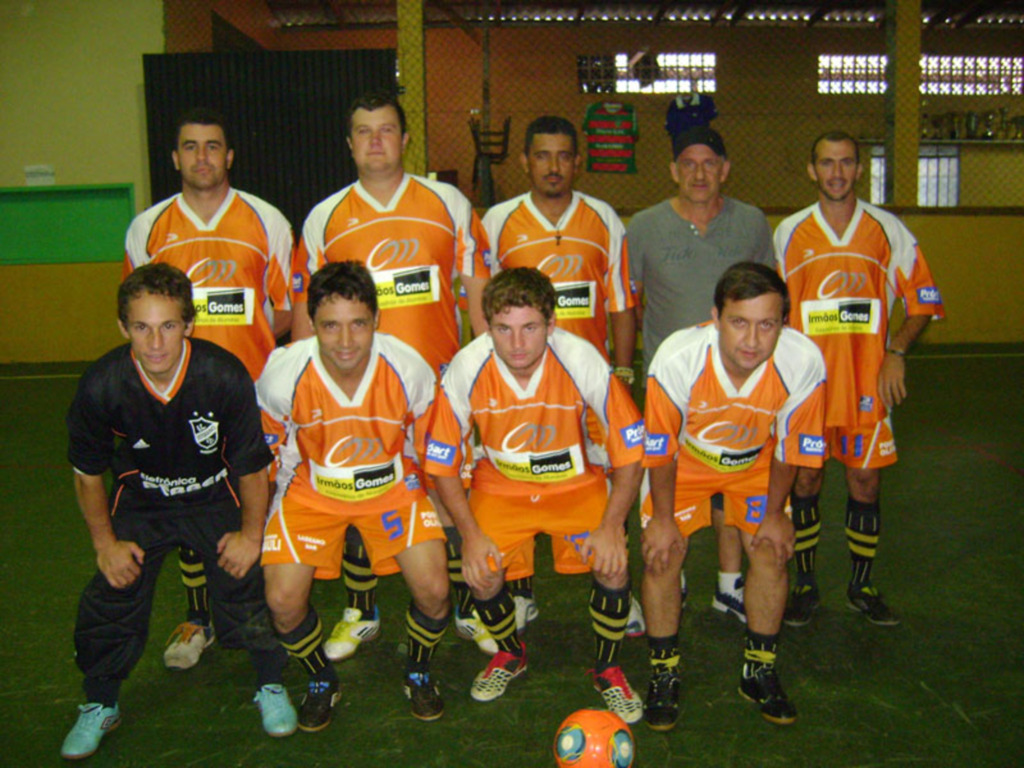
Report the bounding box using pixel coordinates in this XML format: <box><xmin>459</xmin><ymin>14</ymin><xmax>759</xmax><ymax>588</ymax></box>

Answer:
<box><xmin>564</xmin><ymin>530</ymin><xmax>590</xmax><ymax>554</ymax></box>
<box><xmin>745</xmin><ymin>495</ymin><xmax>767</xmax><ymax>524</ymax></box>
<box><xmin>382</xmin><ymin>509</ymin><xmax>404</xmax><ymax>541</ymax></box>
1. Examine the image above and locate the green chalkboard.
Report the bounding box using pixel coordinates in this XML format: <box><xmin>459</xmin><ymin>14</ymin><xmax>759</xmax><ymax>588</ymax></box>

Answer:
<box><xmin>0</xmin><ymin>184</ymin><xmax>134</xmax><ymax>265</ymax></box>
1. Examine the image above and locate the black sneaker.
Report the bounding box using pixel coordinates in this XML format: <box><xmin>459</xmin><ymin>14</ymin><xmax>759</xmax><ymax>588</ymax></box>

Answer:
<box><xmin>298</xmin><ymin>679</ymin><xmax>341</xmax><ymax>732</ymax></box>
<box><xmin>739</xmin><ymin>667</ymin><xmax>797</xmax><ymax>725</ymax></box>
<box><xmin>644</xmin><ymin>668</ymin><xmax>680</xmax><ymax>732</ymax></box>
<box><xmin>847</xmin><ymin>585</ymin><xmax>900</xmax><ymax>626</ymax></box>
<box><xmin>783</xmin><ymin>584</ymin><xmax>820</xmax><ymax>627</ymax></box>
<box><xmin>404</xmin><ymin>672</ymin><xmax>444</xmax><ymax>721</ymax></box>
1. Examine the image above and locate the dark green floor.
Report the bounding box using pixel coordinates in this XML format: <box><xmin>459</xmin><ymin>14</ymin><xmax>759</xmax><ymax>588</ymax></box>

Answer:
<box><xmin>1</xmin><ymin>345</ymin><xmax>1022</xmax><ymax>766</ymax></box>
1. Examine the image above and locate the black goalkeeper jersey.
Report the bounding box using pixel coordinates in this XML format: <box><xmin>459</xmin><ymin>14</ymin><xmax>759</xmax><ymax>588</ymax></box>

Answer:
<box><xmin>67</xmin><ymin>338</ymin><xmax>273</xmax><ymax>515</ymax></box>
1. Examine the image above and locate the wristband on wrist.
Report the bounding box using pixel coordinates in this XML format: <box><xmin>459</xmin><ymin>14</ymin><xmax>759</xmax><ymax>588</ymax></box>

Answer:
<box><xmin>613</xmin><ymin>366</ymin><xmax>635</xmax><ymax>385</ymax></box>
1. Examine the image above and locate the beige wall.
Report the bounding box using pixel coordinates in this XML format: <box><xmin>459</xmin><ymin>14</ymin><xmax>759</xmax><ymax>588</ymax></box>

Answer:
<box><xmin>0</xmin><ymin>0</ymin><xmax>163</xmax><ymax>201</ymax></box>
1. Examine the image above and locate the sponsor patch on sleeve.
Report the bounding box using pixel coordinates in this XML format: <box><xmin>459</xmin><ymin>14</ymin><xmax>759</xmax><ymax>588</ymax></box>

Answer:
<box><xmin>620</xmin><ymin>420</ymin><xmax>645</xmax><ymax>449</ymax></box>
<box><xmin>799</xmin><ymin>434</ymin><xmax>826</xmax><ymax>456</ymax></box>
<box><xmin>426</xmin><ymin>438</ymin><xmax>457</xmax><ymax>467</ymax></box>
<box><xmin>916</xmin><ymin>286</ymin><xmax>942</xmax><ymax>304</ymax></box>
<box><xmin>292</xmin><ymin>272</ymin><xmax>305</xmax><ymax>294</ymax></box>
<box><xmin>644</xmin><ymin>433</ymin><xmax>669</xmax><ymax>456</ymax></box>
<box><xmin>263</xmin><ymin>433</ymin><xmax>279</xmax><ymax>447</ymax></box>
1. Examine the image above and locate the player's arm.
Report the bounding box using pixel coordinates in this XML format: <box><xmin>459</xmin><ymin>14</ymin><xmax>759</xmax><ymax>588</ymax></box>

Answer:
<box><xmin>217</xmin><ymin>467</ymin><xmax>269</xmax><ymax>579</ymax></box>
<box><xmin>582</xmin><ymin>458</ymin><xmax>641</xmax><ymax>578</ymax></box>
<box><xmin>641</xmin><ymin>460</ymin><xmax>684</xmax><ymax>576</ymax></box>
<box><xmin>878</xmin><ymin>313</ymin><xmax>931</xmax><ymax>409</ymax></box>
<box><xmin>291</xmin><ymin>301</ymin><xmax>313</xmax><ymax>340</ymax></box>
<box><xmin>74</xmin><ymin>470</ymin><xmax>145</xmax><ymax>589</ymax></box>
<box><xmin>460</xmin><ymin>272</ymin><xmax>489</xmax><ymax>338</ymax></box>
<box><xmin>431</xmin><ymin>473</ymin><xmax>501</xmax><ymax>591</ymax></box>
<box><xmin>272</xmin><ymin>309</ymin><xmax>294</xmax><ymax>339</ymax></box>
<box><xmin>610</xmin><ymin>309</ymin><xmax>637</xmax><ymax>384</ymax></box>
<box><xmin>750</xmin><ymin>457</ymin><xmax>797</xmax><ymax>568</ymax></box>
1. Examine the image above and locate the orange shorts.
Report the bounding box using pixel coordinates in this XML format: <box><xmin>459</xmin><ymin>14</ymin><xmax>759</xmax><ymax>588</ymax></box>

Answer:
<box><xmin>469</xmin><ymin>481</ymin><xmax>607</xmax><ymax>581</ymax></box>
<box><xmin>544</xmin><ymin>472</ymin><xmax>615</xmax><ymax>575</ymax></box>
<box><xmin>827</xmin><ymin>417</ymin><xmax>897</xmax><ymax>469</ymax></box>
<box><xmin>639</xmin><ymin>466</ymin><xmax>771</xmax><ymax>539</ymax></box>
<box><xmin>261</xmin><ymin>495</ymin><xmax>445</xmax><ymax>580</ymax></box>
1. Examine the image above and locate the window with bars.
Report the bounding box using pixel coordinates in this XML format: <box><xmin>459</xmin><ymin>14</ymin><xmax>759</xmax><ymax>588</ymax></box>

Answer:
<box><xmin>577</xmin><ymin>52</ymin><xmax>716</xmax><ymax>94</ymax></box>
<box><xmin>818</xmin><ymin>54</ymin><xmax>1024</xmax><ymax>95</ymax></box>
<box><xmin>870</xmin><ymin>145</ymin><xmax>960</xmax><ymax>207</ymax></box>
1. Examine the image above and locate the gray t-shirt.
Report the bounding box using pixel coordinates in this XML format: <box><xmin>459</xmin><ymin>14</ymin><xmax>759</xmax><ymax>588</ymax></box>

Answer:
<box><xmin>628</xmin><ymin>197</ymin><xmax>774</xmax><ymax>372</ymax></box>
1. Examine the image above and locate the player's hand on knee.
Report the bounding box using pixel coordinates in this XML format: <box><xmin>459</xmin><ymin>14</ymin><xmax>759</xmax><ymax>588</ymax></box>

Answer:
<box><xmin>462</xmin><ymin>531</ymin><xmax>502</xmax><ymax>593</ymax></box>
<box><xmin>217</xmin><ymin>531</ymin><xmax>261</xmax><ymax>579</ymax></box>
<box><xmin>97</xmin><ymin>540</ymin><xmax>145</xmax><ymax>589</ymax></box>
<box><xmin>751</xmin><ymin>511</ymin><xmax>795</xmax><ymax>568</ymax></box>
<box><xmin>584</xmin><ymin>522</ymin><xmax>628</xmax><ymax>582</ymax></box>
<box><xmin>641</xmin><ymin>515</ymin><xmax>684</xmax><ymax>576</ymax></box>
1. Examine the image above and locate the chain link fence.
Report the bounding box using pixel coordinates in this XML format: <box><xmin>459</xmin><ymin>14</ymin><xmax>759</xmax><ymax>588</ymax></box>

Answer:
<box><xmin>167</xmin><ymin>4</ymin><xmax>1023</xmax><ymax>214</ymax></box>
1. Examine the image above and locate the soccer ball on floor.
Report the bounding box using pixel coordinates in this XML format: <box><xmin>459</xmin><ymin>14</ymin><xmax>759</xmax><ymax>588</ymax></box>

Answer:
<box><xmin>553</xmin><ymin>709</ymin><xmax>635</xmax><ymax>767</ymax></box>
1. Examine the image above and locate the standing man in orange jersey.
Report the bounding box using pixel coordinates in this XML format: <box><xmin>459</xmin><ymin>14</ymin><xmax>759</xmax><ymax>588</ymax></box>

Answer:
<box><xmin>291</xmin><ymin>91</ymin><xmax>492</xmax><ymax>661</ymax></box>
<box><xmin>775</xmin><ymin>131</ymin><xmax>945</xmax><ymax>627</ymax></box>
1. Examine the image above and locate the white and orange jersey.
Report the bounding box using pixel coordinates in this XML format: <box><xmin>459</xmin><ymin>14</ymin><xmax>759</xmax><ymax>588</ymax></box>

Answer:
<box><xmin>644</xmin><ymin>323</ymin><xmax>826</xmax><ymax>480</ymax></box>
<box><xmin>481</xmin><ymin>191</ymin><xmax>634</xmax><ymax>358</ymax></box>
<box><xmin>257</xmin><ymin>333</ymin><xmax>436</xmax><ymax>516</ymax></box>
<box><xmin>294</xmin><ymin>175</ymin><xmax>491</xmax><ymax>374</ymax></box>
<box><xmin>425</xmin><ymin>328</ymin><xmax>644</xmax><ymax>497</ymax></box>
<box><xmin>775</xmin><ymin>200</ymin><xmax>944</xmax><ymax>427</ymax></box>
<box><xmin>124</xmin><ymin>188</ymin><xmax>293</xmax><ymax>380</ymax></box>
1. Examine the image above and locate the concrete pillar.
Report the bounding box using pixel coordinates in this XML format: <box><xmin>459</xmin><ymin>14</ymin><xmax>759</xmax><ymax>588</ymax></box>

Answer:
<box><xmin>397</xmin><ymin>0</ymin><xmax>427</xmax><ymax>174</ymax></box>
<box><xmin>884</xmin><ymin>0</ymin><xmax>921</xmax><ymax>205</ymax></box>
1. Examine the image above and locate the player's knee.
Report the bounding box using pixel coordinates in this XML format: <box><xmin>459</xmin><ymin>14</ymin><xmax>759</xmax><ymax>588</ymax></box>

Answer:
<box><xmin>846</xmin><ymin>468</ymin><xmax>880</xmax><ymax>502</ymax></box>
<box><xmin>794</xmin><ymin>468</ymin><xmax>823</xmax><ymax>497</ymax></box>
<box><xmin>416</xmin><ymin>575</ymin><xmax>451</xmax><ymax>616</ymax></box>
<box><xmin>747</xmin><ymin>536</ymin><xmax>780</xmax><ymax>570</ymax></box>
<box><xmin>592</xmin><ymin>566</ymin><xmax>628</xmax><ymax>591</ymax></box>
<box><xmin>263</xmin><ymin>582</ymin><xmax>306</xmax><ymax>629</ymax></box>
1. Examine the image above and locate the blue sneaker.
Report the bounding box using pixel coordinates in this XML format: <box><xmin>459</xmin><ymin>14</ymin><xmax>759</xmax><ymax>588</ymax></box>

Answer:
<box><xmin>254</xmin><ymin>684</ymin><xmax>298</xmax><ymax>737</ymax></box>
<box><xmin>61</xmin><ymin>703</ymin><xmax>121</xmax><ymax>760</ymax></box>
<box><xmin>712</xmin><ymin>576</ymin><xmax>747</xmax><ymax>623</ymax></box>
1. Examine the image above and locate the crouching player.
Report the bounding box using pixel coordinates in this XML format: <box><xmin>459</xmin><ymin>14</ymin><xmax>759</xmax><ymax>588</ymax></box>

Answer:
<box><xmin>640</xmin><ymin>263</ymin><xmax>826</xmax><ymax>730</ymax></box>
<box><xmin>258</xmin><ymin>261</ymin><xmax>450</xmax><ymax>728</ymax></box>
<box><xmin>425</xmin><ymin>267</ymin><xmax>645</xmax><ymax>724</ymax></box>
<box><xmin>62</xmin><ymin>264</ymin><xmax>295</xmax><ymax>760</ymax></box>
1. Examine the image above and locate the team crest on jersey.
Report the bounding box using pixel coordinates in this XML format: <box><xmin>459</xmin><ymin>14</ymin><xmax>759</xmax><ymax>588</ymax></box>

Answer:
<box><xmin>189</xmin><ymin>412</ymin><xmax>220</xmax><ymax>454</ymax></box>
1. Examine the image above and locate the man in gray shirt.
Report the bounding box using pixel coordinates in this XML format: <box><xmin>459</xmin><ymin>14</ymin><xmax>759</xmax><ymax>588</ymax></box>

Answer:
<box><xmin>629</xmin><ymin>126</ymin><xmax>773</xmax><ymax>374</ymax></box>
<box><xmin>628</xmin><ymin>126</ymin><xmax>774</xmax><ymax>624</ymax></box>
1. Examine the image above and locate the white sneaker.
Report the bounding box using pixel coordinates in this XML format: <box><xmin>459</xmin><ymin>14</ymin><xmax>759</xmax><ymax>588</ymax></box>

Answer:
<box><xmin>163</xmin><ymin>621</ymin><xmax>214</xmax><ymax>670</ymax></box>
<box><xmin>625</xmin><ymin>594</ymin><xmax>646</xmax><ymax>638</ymax></box>
<box><xmin>513</xmin><ymin>595</ymin><xmax>539</xmax><ymax>632</ymax></box>
<box><xmin>455</xmin><ymin>606</ymin><xmax>498</xmax><ymax>655</ymax></box>
<box><xmin>324</xmin><ymin>607</ymin><xmax>381</xmax><ymax>662</ymax></box>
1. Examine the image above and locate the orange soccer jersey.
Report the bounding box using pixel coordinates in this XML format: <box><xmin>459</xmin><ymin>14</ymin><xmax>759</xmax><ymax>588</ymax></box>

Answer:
<box><xmin>775</xmin><ymin>200</ymin><xmax>945</xmax><ymax>427</ymax></box>
<box><xmin>256</xmin><ymin>333</ymin><xmax>436</xmax><ymax>517</ymax></box>
<box><xmin>481</xmin><ymin>191</ymin><xmax>634</xmax><ymax>357</ymax></box>
<box><xmin>294</xmin><ymin>175</ymin><xmax>491</xmax><ymax>374</ymax></box>
<box><xmin>644</xmin><ymin>323</ymin><xmax>826</xmax><ymax>508</ymax></box>
<box><xmin>424</xmin><ymin>328</ymin><xmax>644</xmax><ymax>498</ymax></box>
<box><xmin>124</xmin><ymin>189</ymin><xmax>293</xmax><ymax>380</ymax></box>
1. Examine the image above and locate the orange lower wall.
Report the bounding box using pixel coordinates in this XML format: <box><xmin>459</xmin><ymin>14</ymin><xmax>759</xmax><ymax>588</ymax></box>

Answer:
<box><xmin>0</xmin><ymin>214</ymin><xmax>1019</xmax><ymax>363</ymax></box>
